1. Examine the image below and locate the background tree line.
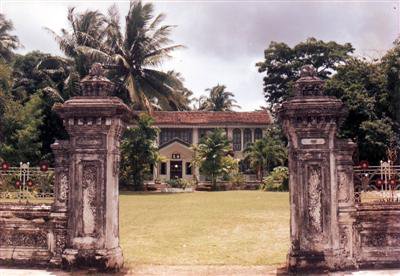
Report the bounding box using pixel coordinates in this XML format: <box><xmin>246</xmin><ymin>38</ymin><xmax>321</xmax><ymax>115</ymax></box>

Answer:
<box><xmin>257</xmin><ymin>37</ymin><xmax>400</xmax><ymax>164</ymax></box>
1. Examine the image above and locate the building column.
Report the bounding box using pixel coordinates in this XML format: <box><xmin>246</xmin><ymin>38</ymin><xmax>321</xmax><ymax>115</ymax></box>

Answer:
<box><xmin>166</xmin><ymin>161</ymin><xmax>170</xmax><ymax>180</ymax></box>
<box><xmin>227</xmin><ymin>128</ymin><xmax>233</xmax><ymax>140</ymax></box>
<box><xmin>240</xmin><ymin>128</ymin><xmax>244</xmax><ymax>152</ymax></box>
<box><xmin>153</xmin><ymin>163</ymin><xmax>158</xmax><ymax>181</ymax></box>
<box><xmin>192</xmin><ymin>128</ymin><xmax>199</xmax><ymax>145</ymax></box>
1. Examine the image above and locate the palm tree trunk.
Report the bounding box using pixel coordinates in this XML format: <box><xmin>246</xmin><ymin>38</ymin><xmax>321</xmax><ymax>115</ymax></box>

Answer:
<box><xmin>211</xmin><ymin>173</ymin><xmax>217</xmax><ymax>191</ymax></box>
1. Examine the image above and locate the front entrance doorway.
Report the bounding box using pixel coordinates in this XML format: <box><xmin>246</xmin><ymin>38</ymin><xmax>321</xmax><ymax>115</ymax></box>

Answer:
<box><xmin>170</xmin><ymin>161</ymin><xmax>182</xmax><ymax>179</ymax></box>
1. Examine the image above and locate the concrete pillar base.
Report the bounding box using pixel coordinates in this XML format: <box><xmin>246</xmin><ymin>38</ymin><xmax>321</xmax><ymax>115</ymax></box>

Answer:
<box><xmin>288</xmin><ymin>251</ymin><xmax>357</xmax><ymax>273</ymax></box>
<box><xmin>62</xmin><ymin>247</ymin><xmax>123</xmax><ymax>272</ymax></box>
<box><xmin>288</xmin><ymin>251</ymin><xmax>327</xmax><ymax>272</ymax></box>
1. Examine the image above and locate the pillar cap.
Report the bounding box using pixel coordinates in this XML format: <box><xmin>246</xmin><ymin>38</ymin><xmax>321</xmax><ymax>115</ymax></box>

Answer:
<box><xmin>294</xmin><ymin>65</ymin><xmax>325</xmax><ymax>97</ymax></box>
<box><xmin>277</xmin><ymin>65</ymin><xmax>347</xmax><ymax>128</ymax></box>
<box><xmin>80</xmin><ymin>63</ymin><xmax>114</xmax><ymax>97</ymax></box>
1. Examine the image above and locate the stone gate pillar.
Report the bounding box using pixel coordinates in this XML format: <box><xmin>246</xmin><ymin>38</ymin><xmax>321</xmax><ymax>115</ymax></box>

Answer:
<box><xmin>53</xmin><ymin>63</ymin><xmax>131</xmax><ymax>271</ymax></box>
<box><xmin>49</xmin><ymin>140</ymin><xmax>69</xmax><ymax>266</ymax></box>
<box><xmin>278</xmin><ymin>65</ymin><xmax>356</xmax><ymax>272</ymax></box>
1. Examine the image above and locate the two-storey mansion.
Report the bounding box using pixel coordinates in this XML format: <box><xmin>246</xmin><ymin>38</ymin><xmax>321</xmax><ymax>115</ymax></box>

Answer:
<box><xmin>145</xmin><ymin>111</ymin><xmax>272</xmax><ymax>182</ymax></box>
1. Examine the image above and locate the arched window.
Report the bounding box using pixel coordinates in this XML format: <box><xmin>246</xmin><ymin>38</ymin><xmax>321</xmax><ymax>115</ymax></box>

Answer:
<box><xmin>254</xmin><ymin>128</ymin><xmax>263</xmax><ymax>140</ymax></box>
<box><xmin>233</xmin><ymin>129</ymin><xmax>242</xmax><ymax>151</ymax></box>
<box><xmin>243</xmin><ymin>129</ymin><xmax>252</xmax><ymax>148</ymax></box>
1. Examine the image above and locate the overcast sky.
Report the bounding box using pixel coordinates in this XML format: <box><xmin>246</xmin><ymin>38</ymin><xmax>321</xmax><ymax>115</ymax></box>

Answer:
<box><xmin>1</xmin><ymin>0</ymin><xmax>399</xmax><ymax>110</ymax></box>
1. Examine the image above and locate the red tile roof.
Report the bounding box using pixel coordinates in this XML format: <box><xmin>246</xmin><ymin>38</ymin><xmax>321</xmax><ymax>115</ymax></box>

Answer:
<box><xmin>149</xmin><ymin>111</ymin><xmax>272</xmax><ymax>126</ymax></box>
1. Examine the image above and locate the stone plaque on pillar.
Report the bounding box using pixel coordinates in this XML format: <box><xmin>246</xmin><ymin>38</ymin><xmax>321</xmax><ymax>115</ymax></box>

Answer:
<box><xmin>53</xmin><ymin>63</ymin><xmax>131</xmax><ymax>271</ymax></box>
<box><xmin>278</xmin><ymin>65</ymin><xmax>356</xmax><ymax>272</ymax></box>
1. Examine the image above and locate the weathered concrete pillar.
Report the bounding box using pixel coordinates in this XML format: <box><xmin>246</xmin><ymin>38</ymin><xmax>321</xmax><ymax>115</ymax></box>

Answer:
<box><xmin>49</xmin><ymin>140</ymin><xmax>70</xmax><ymax>266</ymax></box>
<box><xmin>51</xmin><ymin>140</ymin><xmax>70</xmax><ymax>211</ymax></box>
<box><xmin>278</xmin><ymin>65</ymin><xmax>356</xmax><ymax>272</ymax></box>
<box><xmin>53</xmin><ymin>63</ymin><xmax>131</xmax><ymax>271</ymax></box>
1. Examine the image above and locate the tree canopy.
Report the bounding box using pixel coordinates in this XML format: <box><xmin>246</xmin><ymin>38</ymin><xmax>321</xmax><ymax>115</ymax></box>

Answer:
<box><xmin>0</xmin><ymin>14</ymin><xmax>21</xmax><ymax>62</ymax></box>
<box><xmin>258</xmin><ymin>38</ymin><xmax>399</xmax><ymax>164</ymax></box>
<box><xmin>256</xmin><ymin>38</ymin><xmax>354</xmax><ymax>112</ymax></box>
<box><xmin>197</xmin><ymin>84</ymin><xmax>240</xmax><ymax>111</ymax></box>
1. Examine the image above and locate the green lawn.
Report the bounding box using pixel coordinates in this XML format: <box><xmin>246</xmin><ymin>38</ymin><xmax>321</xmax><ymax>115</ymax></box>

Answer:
<box><xmin>119</xmin><ymin>191</ymin><xmax>290</xmax><ymax>267</ymax></box>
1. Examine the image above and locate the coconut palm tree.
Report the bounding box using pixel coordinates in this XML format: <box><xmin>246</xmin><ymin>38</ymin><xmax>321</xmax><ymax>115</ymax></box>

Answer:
<box><xmin>73</xmin><ymin>1</ymin><xmax>187</xmax><ymax>111</ymax></box>
<box><xmin>244</xmin><ymin>133</ymin><xmax>287</xmax><ymax>180</ymax></box>
<box><xmin>0</xmin><ymin>14</ymin><xmax>21</xmax><ymax>62</ymax></box>
<box><xmin>46</xmin><ymin>7</ymin><xmax>106</xmax><ymax>77</ymax></box>
<box><xmin>200</xmin><ymin>84</ymin><xmax>240</xmax><ymax>111</ymax></box>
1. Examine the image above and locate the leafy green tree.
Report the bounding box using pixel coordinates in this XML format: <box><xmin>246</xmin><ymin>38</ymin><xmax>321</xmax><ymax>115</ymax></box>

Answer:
<box><xmin>11</xmin><ymin>52</ymin><xmax>77</xmax><ymax>102</ymax></box>
<box><xmin>0</xmin><ymin>14</ymin><xmax>21</xmax><ymax>62</ymax></box>
<box><xmin>256</xmin><ymin>38</ymin><xmax>354</xmax><ymax>111</ymax></box>
<box><xmin>198</xmin><ymin>84</ymin><xmax>240</xmax><ymax>111</ymax></box>
<box><xmin>0</xmin><ymin>92</ymin><xmax>44</xmax><ymax>164</ymax></box>
<box><xmin>358</xmin><ymin>119</ymin><xmax>397</xmax><ymax>163</ymax></box>
<box><xmin>0</xmin><ymin>61</ymin><xmax>12</xmax><ymax>143</ymax></box>
<box><xmin>10</xmin><ymin>52</ymin><xmax>72</xmax><ymax>162</ymax></box>
<box><xmin>381</xmin><ymin>41</ymin><xmax>400</xmax><ymax>129</ymax></box>
<box><xmin>244</xmin><ymin>128</ymin><xmax>287</xmax><ymax>179</ymax></box>
<box><xmin>120</xmin><ymin>113</ymin><xmax>159</xmax><ymax>191</ymax></box>
<box><xmin>325</xmin><ymin>58</ymin><xmax>397</xmax><ymax>163</ymax></box>
<box><xmin>192</xmin><ymin>129</ymin><xmax>232</xmax><ymax>190</ymax></box>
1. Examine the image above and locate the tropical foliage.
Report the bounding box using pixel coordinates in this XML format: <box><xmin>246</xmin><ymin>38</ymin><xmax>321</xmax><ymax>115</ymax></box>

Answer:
<box><xmin>260</xmin><ymin>166</ymin><xmax>289</xmax><ymax>191</ymax></box>
<box><xmin>192</xmin><ymin>129</ymin><xmax>236</xmax><ymax>190</ymax></box>
<box><xmin>48</xmin><ymin>1</ymin><xmax>191</xmax><ymax>111</ymax></box>
<box><xmin>244</xmin><ymin>128</ymin><xmax>287</xmax><ymax>179</ymax></box>
<box><xmin>46</xmin><ymin>7</ymin><xmax>107</xmax><ymax>77</ymax></box>
<box><xmin>325</xmin><ymin>58</ymin><xmax>397</xmax><ymax>163</ymax></box>
<box><xmin>258</xmin><ymin>38</ymin><xmax>400</xmax><ymax>164</ymax></box>
<box><xmin>197</xmin><ymin>84</ymin><xmax>240</xmax><ymax>111</ymax></box>
<box><xmin>0</xmin><ymin>13</ymin><xmax>21</xmax><ymax>62</ymax></box>
<box><xmin>0</xmin><ymin>92</ymin><xmax>44</xmax><ymax>164</ymax></box>
<box><xmin>120</xmin><ymin>113</ymin><xmax>159</xmax><ymax>191</ymax></box>
<box><xmin>0</xmin><ymin>2</ymin><xmax>192</xmax><ymax>166</ymax></box>
<box><xmin>256</xmin><ymin>37</ymin><xmax>354</xmax><ymax>112</ymax></box>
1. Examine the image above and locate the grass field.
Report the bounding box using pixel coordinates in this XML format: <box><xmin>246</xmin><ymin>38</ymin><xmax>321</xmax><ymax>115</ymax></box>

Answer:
<box><xmin>119</xmin><ymin>191</ymin><xmax>290</xmax><ymax>267</ymax></box>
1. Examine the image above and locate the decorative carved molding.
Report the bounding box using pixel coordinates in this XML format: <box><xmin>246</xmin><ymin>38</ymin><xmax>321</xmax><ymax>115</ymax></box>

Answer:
<box><xmin>307</xmin><ymin>165</ymin><xmax>323</xmax><ymax>234</ymax></box>
<box><xmin>339</xmin><ymin>226</ymin><xmax>351</xmax><ymax>257</ymax></box>
<box><xmin>362</xmin><ymin>232</ymin><xmax>400</xmax><ymax>248</ymax></box>
<box><xmin>59</xmin><ymin>172</ymin><xmax>69</xmax><ymax>203</ymax></box>
<box><xmin>0</xmin><ymin>230</ymin><xmax>48</xmax><ymax>248</ymax></box>
<box><xmin>338</xmin><ymin>170</ymin><xmax>351</xmax><ymax>203</ymax></box>
<box><xmin>82</xmin><ymin>163</ymin><xmax>98</xmax><ymax>236</ymax></box>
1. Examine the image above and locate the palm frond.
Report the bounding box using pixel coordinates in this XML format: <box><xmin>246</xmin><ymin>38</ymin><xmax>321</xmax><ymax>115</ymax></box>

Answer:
<box><xmin>144</xmin><ymin>45</ymin><xmax>184</xmax><ymax>66</ymax></box>
<box><xmin>76</xmin><ymin>45</ymin><xmax>112</xmax><ymax>64</ymax></box>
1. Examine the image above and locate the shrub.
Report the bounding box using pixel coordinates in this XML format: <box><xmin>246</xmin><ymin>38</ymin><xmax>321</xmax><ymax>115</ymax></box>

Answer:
<box><xmin>229</xmin><ymin>173</ymin><xmax>246</xmax><ymax>189</ymax></box>
<box><xmin>166</xmin><ymin>178</ymin><xmax>195</xmax><ymax>189</ymax></box>
<box><xmin>261</xmin><ymin>166</ymin><xmax>289</xmax><ymax>191</ymax></box>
